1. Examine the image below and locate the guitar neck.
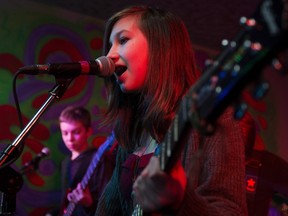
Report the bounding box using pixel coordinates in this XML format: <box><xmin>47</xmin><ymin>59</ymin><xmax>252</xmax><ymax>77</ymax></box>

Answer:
<box><xmin>158</xmin><ymin>96</ymin><xmax>192</xmax><ymax>172</ymax></box>
<box><xmin>63</xmin><ymin>133</ymin><xmax>116</xmax><ymax>216</ymax></box>
<box><xmin>133</xmin><ymin>0</ymin><xmax>287</xmax><ymax>215</ymax></box>
<box><xmin>80</xmin><ymin>134</ymin><xmax>115</xmax><ymax>189</ymax></box>
<box><xmin>79</xmin><ymin>152</ymin><xmax>101</xmax><ymax>189</ymax></box>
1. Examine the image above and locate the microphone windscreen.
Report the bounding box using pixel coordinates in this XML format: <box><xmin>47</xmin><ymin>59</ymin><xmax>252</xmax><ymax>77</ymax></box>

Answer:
<box><xmin>41</xmin><ymin>147</ymin><xmax>50</xmax><ymax>156</ymax></box>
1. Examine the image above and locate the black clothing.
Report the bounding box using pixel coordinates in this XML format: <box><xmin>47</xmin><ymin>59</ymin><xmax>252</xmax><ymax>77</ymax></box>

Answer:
<box><xmin>55</xmin><ymin>146</ymin><xmax>116</xmax><ymax>216</ymax></box>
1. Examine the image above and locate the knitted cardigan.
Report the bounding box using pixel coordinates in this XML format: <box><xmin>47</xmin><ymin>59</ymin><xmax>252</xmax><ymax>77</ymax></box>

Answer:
<box><xmin>95</xmin><ymin>108</ymin><xmax>248</xmax><ymax>216</ymax></box>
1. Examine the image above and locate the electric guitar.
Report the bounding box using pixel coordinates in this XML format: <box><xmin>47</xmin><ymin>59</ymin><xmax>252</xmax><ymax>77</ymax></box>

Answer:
<box><xmin>62</xmin><ymin>133</ymin><xmax>116</xmax><ymax>216</ymax></box>
<box><xmin>132</xmin><ymin>0</ymin><xmax>287</xmax><ymax>214</ymax></box>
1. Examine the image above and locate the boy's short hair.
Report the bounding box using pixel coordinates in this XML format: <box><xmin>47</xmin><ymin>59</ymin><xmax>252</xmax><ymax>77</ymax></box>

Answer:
<box><xmin>59</xmin><ymin>106</ymin><xmax>91</xmax><ymax>129</ymax></box>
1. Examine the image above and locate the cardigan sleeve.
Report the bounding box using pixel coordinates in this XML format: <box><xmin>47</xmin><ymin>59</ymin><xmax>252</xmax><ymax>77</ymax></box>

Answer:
<box><xmin>177</xmin><ymin>107</ymin><xmax>248</xmax><ymax>216</ymax></box>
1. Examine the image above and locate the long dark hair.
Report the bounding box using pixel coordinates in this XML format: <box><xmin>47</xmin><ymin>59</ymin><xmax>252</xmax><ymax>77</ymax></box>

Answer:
<box><xmin>102</xmin><ymin>6</ymin><xmax>200</xmax><ymax>150</ymax></box>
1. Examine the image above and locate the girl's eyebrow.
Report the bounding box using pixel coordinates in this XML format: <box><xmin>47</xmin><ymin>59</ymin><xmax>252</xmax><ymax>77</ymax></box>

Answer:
<box><xmin>110</xmin><ymin>29</ymin><xmax>130</xmax><ymax>42</ymax></box>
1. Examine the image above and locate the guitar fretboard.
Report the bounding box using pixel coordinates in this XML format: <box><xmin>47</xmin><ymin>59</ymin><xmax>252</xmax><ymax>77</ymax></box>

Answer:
<box><xmin>63</xmin><ymin>133</ymin><xmax>116</xmax><ymax>216</ymax></box>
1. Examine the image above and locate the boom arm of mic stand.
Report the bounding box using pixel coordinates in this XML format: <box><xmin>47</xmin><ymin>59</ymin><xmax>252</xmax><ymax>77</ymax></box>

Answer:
<box><xmin>0</xmin><ymin>78</ymin><xmax>73</xmax><ymax>169</ymax></box>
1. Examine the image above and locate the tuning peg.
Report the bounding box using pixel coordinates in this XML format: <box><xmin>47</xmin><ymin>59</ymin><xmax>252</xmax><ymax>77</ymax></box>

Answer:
<box><xmin>253</xmin><ymin>81</ymin><xmax>270</xmax><ymax>100</ymax></box>
<box><xmin>221</xmin><ymin>39</ymin><xmax>237</xmax><ymax>48</ymax></box>
<box><xmin>221</xmin><ymin>39</ymin><xmax>229</xmax><ymax>47</ymax></box>
<box><xmin>272</xmin><ymin>57</ymin><xmax>288</xmax><ymax>75</ymax></box>
<box><xmin>239</xmin><ymin>17</ymin><xmax>256</xmax><ymax>27</ymax></box>
<box><xmin>272</xmin><ymin>58</ymin><xmax>283</xmax><ymax>71</ymax></box>
<box><xmin>250</xmin><ymin>42</ymin><xmax>262</xmax><ymax>51</ymax></box>
<box><xmin>239</xmin><ymin>16</ymin><xmax>247</xmax><ymax>25</ymax></box>
<box><xmin>204</xmin><ymin>58</ymin><xmax>214</xmax><ymax>68</ymax></box>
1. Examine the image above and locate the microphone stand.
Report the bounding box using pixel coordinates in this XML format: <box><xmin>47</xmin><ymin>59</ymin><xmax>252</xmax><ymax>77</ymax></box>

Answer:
<box><xmin>0</xmin><ymin>77</ymin><xmax>73</xmax><ymax>215</ymax></box>
<box><xmin>0</xmin><ymin>166</ymin><xmax>23</xmax><ymax>215</ymax></box>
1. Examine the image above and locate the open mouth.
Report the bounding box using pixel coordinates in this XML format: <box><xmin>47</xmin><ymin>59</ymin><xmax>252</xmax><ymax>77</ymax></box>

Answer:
<box><xmin>115</xmin><ymin>66</ymin><xmax>127</xmax><ymax>76</ymax></box>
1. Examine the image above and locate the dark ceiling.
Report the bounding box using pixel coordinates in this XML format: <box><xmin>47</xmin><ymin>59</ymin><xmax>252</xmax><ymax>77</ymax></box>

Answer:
<box><xmin>31</xmin><ymin>0</ymin><xmax>263</xmax><ymax>52</ymax></box>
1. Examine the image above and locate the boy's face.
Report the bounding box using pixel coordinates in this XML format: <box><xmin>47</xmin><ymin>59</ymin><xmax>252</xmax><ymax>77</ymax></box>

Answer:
<box><xmin>59</xmin><ymin>120</ymin><xmax>91</xmax><ymax>154</ymax></box>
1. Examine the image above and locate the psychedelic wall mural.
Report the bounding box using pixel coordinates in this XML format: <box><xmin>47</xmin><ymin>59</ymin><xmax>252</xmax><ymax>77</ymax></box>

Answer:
<box><xmin>0</xmin><ymin>1</ymin><xmax>110</xmax><ymax>215</ymax></box>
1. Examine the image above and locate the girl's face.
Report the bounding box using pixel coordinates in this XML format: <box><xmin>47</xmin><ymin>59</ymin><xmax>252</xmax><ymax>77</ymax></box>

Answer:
<box><xmin>107</xmin><ymin>15</ymin><xmax>149</xmax><ymax>93</ymax></box>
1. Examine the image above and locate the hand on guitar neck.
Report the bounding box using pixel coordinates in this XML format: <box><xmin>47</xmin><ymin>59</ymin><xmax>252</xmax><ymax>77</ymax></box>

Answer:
<box><xmin>67</xmin><ymin>183</ymin><xmax>93</xmax><ymax>207</ymax></box>
<box><xmin>132</xmin><ymin>157</ymin><xmax>186</xmax><ymax>213</ymax></box>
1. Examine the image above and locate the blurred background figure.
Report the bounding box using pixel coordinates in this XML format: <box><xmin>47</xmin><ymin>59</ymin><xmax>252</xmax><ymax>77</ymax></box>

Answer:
<box><xmin>46</xmin><ymin>106</ymin><xmax>116</xmax><ymax>216</ymax></box>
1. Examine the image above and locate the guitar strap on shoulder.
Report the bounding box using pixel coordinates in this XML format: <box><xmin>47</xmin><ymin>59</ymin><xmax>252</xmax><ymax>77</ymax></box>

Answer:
<box><xmin>106</xmin><ymin>139</ymin><xmax>118</xmax><ymax>154</ymax></box>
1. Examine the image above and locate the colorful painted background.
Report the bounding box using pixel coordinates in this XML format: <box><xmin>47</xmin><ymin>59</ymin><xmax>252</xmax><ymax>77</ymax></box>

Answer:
<box><xmin>0</xmin><ymin>0</ymin><xmax>287</xmax><ymax>215</ymax></box>
<box><xmin>0</xmin><ymin>1</ymin><xmax>111</xmax><ymax>215</ymax></box>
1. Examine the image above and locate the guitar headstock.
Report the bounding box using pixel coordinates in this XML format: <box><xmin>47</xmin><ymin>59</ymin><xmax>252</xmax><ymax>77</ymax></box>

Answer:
<box><xmin>188</xmin><ymin>0</ymin><xmax>288</xmax><ymax>133</ymax></box>
<box><xmin>156</xmin><ymin>0</ymin><xmax>288</xmax><ymax>174</ymax></box>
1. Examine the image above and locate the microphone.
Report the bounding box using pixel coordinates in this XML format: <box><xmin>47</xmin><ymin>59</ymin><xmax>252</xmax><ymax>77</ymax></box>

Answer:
<box><xmin>20</xmin><ymin>147</ymin><xmax>50</xmax><ymax>174</ymax></box>
<box><xmin>18</xmin><ymin>56</ymin><xmax>115</xmax><ymax>78</ymax></box>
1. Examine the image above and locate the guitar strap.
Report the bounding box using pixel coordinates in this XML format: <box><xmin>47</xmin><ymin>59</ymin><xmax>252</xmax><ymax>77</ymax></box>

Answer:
<box><xmin>106</xmin><ymin>139</ymin><xmax>119</xmax><ymax>155</ymax></box>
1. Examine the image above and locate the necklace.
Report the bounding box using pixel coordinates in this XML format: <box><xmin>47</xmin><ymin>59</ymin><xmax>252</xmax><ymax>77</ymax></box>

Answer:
<box><xmin>133</xmin><ymin>137</ymin><xmax>157</xmax><ymax>157</ymax></box>
<box><xmin>132</xmin><ymin>137</ymin><xmax>157</xmax><ymax>182</ymax></box>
